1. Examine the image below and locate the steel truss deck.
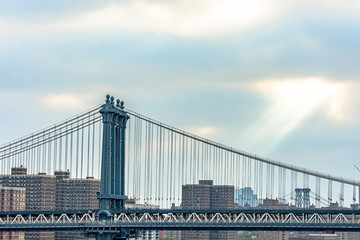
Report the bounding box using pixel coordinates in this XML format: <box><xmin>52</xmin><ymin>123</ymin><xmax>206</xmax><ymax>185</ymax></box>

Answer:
<box><xmin>1</xmin><ymin>210</ymin><xmax>360</xmax><ymax>232</ymax></box>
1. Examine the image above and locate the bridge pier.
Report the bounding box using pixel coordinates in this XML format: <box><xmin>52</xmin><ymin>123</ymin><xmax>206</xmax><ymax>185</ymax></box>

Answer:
<box><xmin>97</xmin><ymin>95</ymin><xmax>129</xmax><ymax>213</ymax></box>
<box><xmin>94</xmin><ymin>95</ymin><xmax>131</xmax><ymax>239</ymax></box>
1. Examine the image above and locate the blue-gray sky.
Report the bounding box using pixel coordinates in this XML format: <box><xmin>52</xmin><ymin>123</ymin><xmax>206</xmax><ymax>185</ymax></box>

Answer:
<box><xmin>0</xmin><ymin>0</ymin><xmax>360</xmax><ymax>180</ymax></box>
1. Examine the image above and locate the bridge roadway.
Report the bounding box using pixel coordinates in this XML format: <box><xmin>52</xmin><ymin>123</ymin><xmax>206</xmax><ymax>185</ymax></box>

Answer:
<box><xmin>1</xmin><ymin>209</ymin><xmax>360</xmax><ymax>234</ymax></box>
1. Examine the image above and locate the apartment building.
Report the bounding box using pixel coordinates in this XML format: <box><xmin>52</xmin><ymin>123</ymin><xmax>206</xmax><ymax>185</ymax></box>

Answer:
<box><xmin>0</xmin><ymin>185</ymin><xmax>26</xmax><ymax>239</ymax></box>
<box><xmin>182</xmin><ymin>180</ymin><xmax>237</xmax><ymax>240</ymax></box>
<box><xmin>0</xmin><ymin>167</ymin><xmax>100</xmax><ymax>240</ymax></box>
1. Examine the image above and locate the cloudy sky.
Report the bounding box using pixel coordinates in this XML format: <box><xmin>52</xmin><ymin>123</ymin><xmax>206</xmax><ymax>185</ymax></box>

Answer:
<box><xmin>0</xmin><ymin>0</ymin><xmax>360</xmax><ymax>181</ymax></box>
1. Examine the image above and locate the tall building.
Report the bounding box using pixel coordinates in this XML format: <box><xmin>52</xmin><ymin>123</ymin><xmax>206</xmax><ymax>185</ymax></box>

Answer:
<box><xmin>0</xmin><ymin>185</ymin><xmax>26</xmax><ymax>240</ymax></box>
<box><xmin>0</xmin><ymin>167</ymin><xmax>100</xmax><ymax>240</ymax></box>
<box><xmin>257</xmin><ymin>199</ymin><xmax>290</xmax><ymax>240</ymax></box>
<box><xmin>182</xmin><ymin>180</ymin><xmax>237</xmax><ymax>240</ymax></box>
<box><xmin>125</xmin><ymin>202</ymin><xmax>160</xmax><ymax>240</ymax></box>
<box><xmin>235</xmin><ymin>187</ymin><xmax>261</xmax><ymax>207</ymax></box>
<box><xmin>159</xmin><ymin>204</ymin><xmax>182</xmax><ymax>240</ymax></box>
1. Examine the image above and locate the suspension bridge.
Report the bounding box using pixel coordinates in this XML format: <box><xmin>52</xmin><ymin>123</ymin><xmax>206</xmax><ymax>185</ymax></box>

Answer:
<box><xmin>0</xmin><ymin>95</ymin><xmax>360</xmax><ymax>239</ymax></box>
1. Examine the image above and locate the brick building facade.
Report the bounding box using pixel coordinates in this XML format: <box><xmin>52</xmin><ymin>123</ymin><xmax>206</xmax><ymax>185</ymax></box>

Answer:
<box><xmin>0</xmin><ymin>185</ymin><xmax>26</xmax><ymax>239</ymax></box>
<box><xmin>182</xmin><ymin>180</ymin><xmax>237</xmax><ymax>240</ymax></box>
<box><xmin>0</xmin><ymin>167</ymin><xmax>100</xmax><ymax>240</ymax></box>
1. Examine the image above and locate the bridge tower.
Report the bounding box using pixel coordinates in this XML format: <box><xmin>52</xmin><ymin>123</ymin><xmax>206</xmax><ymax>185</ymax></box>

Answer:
<box><xmin>95</xmin><ymin>95</ymin><xmax>132</xmax><ymax>240</ymax></box>
<box><xmin>295</xmin><ymin>188</ymin><xmax>310</xmax><ymax>208</ymax></box>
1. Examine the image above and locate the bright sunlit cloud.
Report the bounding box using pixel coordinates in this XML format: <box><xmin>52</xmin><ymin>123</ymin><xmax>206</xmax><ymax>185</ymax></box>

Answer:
<box><xmin>35</xmin><ymin>0</ymin><xmax>282</xmax><ymax>38</ymax></box>
<box><xmin>185</xmin><ymin>126</ymin><xmax>223</xmax><ymax>138</ymax></box>
<box><xmin>242</xmin><ymin>78</ymin><xmax>346</xmax><ymax>154</ymax></box>
<box><xmin>41</xmin><ymin>93</ymin><xmax>85</xmax><ymax>110</ymax></box>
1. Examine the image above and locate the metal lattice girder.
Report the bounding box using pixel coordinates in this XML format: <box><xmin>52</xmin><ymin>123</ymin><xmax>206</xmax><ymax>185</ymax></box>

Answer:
<box><xmin>2</xmin><ymin>210</ymin><xmax>360</xmax><ymax>232</ymax></box>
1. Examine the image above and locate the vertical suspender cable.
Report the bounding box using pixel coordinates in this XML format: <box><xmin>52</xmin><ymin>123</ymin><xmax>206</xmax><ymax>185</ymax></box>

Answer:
<box><xmin>292</xmin><ymin>171</ymin><xmax>295</xmax><ymax>204</ymax></box>
<box><xmin>340</xmin><ymin>182</ymin><xmax>344</xmax><ymax>207</ymax></box>
<box><xmin>173</xmin><ymin>132</ymin><xmax>177</xmax><ymax>203</ymax></box>
<box><xmin>195</xmin><ymin>139</ymin><xmax>199</xmax><ymax>184</ymax></box>
<box><xmin>204</xmin><ymin>144</ymin><xmax>208</xmax><ymax>180</ymax></box>
<box><xmin>59</xmin><ymin>129</ymin><xmax>62</xmax><ymax>171</ymax></box>
<box><xmin>54</xmin><ymin>134</ymin><xmax>57</xmax><ymax>172</ymax></box>
<box><xmin>87</xmin><ymin>115</ymin><xmax>91</xmax><ymax>177</ymax></box>
<box><xmin>144</xmin><ymin>121</ymin><xmax>148</xmax><ymax>203</ymax></box>
<box><xmin>222</xmin><ymin>150</ymin><xmax>225</xmax><ymax>185</ymax></box>
<box><xmin>181</xmin><ymin>134</ymin><xmax>185</xmax><ymax>196</ymax></box>
<box><xmin>157</xmin><ymin>126</ymin><xmax>162</xmax><ymax>206</ymax></box>
<box><xmin>259</xmin><ymin>161</ymin><xmax>263</xmax><ymax>201</ymax></box>
<box><xmin>48</xmin><ymin>133</ymin><xmax>51</xmax><ymax>175</ymax></box>
<box><xmin>150</xmin><ymin>123</ymin><xmax>154</xmax><ymax>204</ymax></box>
<box><xmin>169</xmin><ymin>130</ymin><xmax>174</xmax><ymax>203</ymax></box>
<box><xmin>234</xmin><ymin>153</ymin><xmax>238</xmax><ymax>203</ymax></box>
<box><xmin>37</xmin><ymin>145</ymin><xmax>40</xmax><ymax>174</ymax></box>
<box><xmin>202</xmin><ymin>142</ymin><xmax>205</xmax><ymax>181</ymax></box>
<box><xmin>138</xmin><ymin>118</ymin><xmax>143</xmax><ymax>201</ymax></box>
<box><xmin>194</xmin><ymin>139</ymin><xmax>197</xmax><ymax>184</ymax></box>
<box><xmin>81</xmin><ymin>119</ymin><xmax>84</xmax><ymax>179</ymax></box>
<box><xmin>189</xmin><ymin>138</ymin><xmax>193</xmax><ymax>184</ymax></box>
<box><xmin>185</xmin><ymin>136</ymin><xmax>188</xmax><ymax>186</ymax></box>
<box><xmin>135</xmin><ymin>118</ymin><xmax>139</xmax><ymax>201</ymax></box>
<box><xmin>232</xmin><ymin>153</ymin><xmax>235</xmax><ymax>196</ymax></box>
<box><xmin>249</xmin><ymin>157</ymin><xmax>252</xmax><ymax>194</ymax></box>
<box><xmin>159</xmin><ymin>127</ymin><xmax>163</xmax><ymax>206</ymax></box>
<box><xmin>197</xmin><ymin>141</ymin><xmax>200</xmax><ymax>184</ymax></box>
<box><xmin>29</xmin><ymin>140</ymin><xmax>33</xmax><ymax>174</ymax></box>
<box><xmin>92</xmin><ymin>117</ymin><xmax>95</xmax><ymax>178</ymax></box>
<box><xmin>353</xmin><ymin>183</ymin><xmax>357</xmax><ymax>204</ymax></box>
<box><xmin>70</xmin><ymin>125</ymin><xmax>73</xmax><ymax>174</ymax></box>
<box><xmin>177</xmin><ymin>133</ymin><xmax>181</xmax><ymax>205</ymax></box>
<box><xmin>328</xmin><ymin>180</ymin><xmax>332</xmax><ymax>203</ymax></box>
<box><xmin>76</xmin><ymin>120</ymin><xmax>79</xmax><ymax>179</ymax></box>
<box><xmin>266</xmin><ymin>163</ymin><xmax>270</xmax><ymax>199</ymax></box>
<box><xmin>271</xmin><ymin>164</ymin><xmax>274</xmax><ymax>199</ymax></box>
<box><xmin>126</xmin><ymin>116</ymin><xmax>131</xmax><ymax>197</ymax></box>
<box><xmin>147</xmin><ymin>121</ymin><xmax>151</xmax><ymax>203</ymax></box>
<box><xmin>133</xmin><ymin>118</ymin><xmax>138</xmax><ymax>200</ymax></box>
<box><xmin>283</xmin><ymin>168</ymin><xmax>286</xmax><ymax>202</ymax></box>
<box><xmin>166</xmin><ymin>130</ymin><xmax>170</xmax><ymax>203</ymax></box>
<box><xmin>155</xmin><ymin>125</ymin><xmax>159</xmax><ymax>205</ymax></box>
<box><xmin>278</xmin><ymin>167</ymin><xmax>281</xmax><ymax>200</ymax></box>
<box><xmin>65</xmin><ymin>122</ymin><xmax>68</xmax><ymax>172</ymax></box>
<box><xmin>315</xmin><ymin>177</ymin><xmax>320</xmax><ymax>207</ymax></box>
<box><xmin>98</xmin><ymin>121</ymin><xmax>102</xmax><ymax>179</ymax></box>
<box><xmin>42</xmin><ymin>141</ymin><xmax>46</xmax><ymax>173</ymax></box>
<box><xmin>217</xmin><ymin>148</ymin><xmax>221</xmax><ymax>185</ymax></box>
